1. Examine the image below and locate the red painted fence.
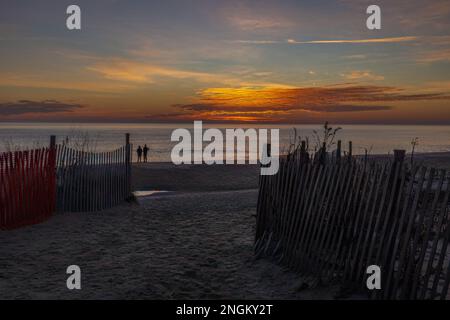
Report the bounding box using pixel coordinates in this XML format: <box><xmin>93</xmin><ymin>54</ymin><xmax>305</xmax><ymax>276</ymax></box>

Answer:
<box><xmin>0</xmin><ymin>148</ymin><xmax>56</xmax><ymax>230</ymax></box>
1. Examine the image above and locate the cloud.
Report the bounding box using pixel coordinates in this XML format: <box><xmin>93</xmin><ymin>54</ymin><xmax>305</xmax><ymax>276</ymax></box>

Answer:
<box><xmin>151</xmin><ymin>84</ymin><xmax>450</xmax><ymax>122</ymax></box>
<box><xmin>234</xmin><ymin>36</ymin><xmax>418</xmax><ymax>45</ymax></box>
<box><xmin>392</xmin><ymin>0</ymin><xmax>450</xmax><ymax>30</ymax></box>
<box><xmin>342</xmin><ymin>54</ymin><xmax>367</xmax><ymax>60</ymax></box>
<box><xmin>232</xmin><ymin>40</ymin><xmax>279</xmax><ymax>44</ymax></box>
<box><xmin>87</xmin><ymin>59</ymin><xmax>237</xmax><ymax>85</ymax></box>
<box><xmin>222</xmin><ymin>4</ymin><xmax>296</xmax><ymax>32</ymax></box>
<box><xmin>417</xmin><ymin>48</ymin><xmax>450</xmax><ymax>63</ymax></box>
<box><xmin>174</xmin><ymin>102</ymin><xmax>391</xmax><ymax>113</ymax></box>
<box><xmin>341</xmin><ymin>71</ymin><xmax>384</xmax><ymax>81</ymax></box>
<box><xmin>0</xmin><ymin>72</ymin><xmax>134</xmax><ymax>93</ymax></box>
<box><xmin>294</xmin><ymin>36</ymin><xmax>418</xmax><ymax>44</ymax></box>
<box><xmin>0</xmin><ymin>100</ymin><xmax>84</xmax><ymax>116</ymax></box>
<box><xmin>227</xmin><ymin>16</ymin><xmax>294</xmax><ymax>31</ymax></box>
<box><xmin>86</xmin><ymin>58</ymin><xmax>294</xmax><ymax>88</ymax></box>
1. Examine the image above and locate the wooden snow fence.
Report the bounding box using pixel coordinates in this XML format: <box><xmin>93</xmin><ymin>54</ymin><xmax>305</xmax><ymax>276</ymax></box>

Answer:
<box><xmin>1</xmin><ymin>134</ymin><xmax>133</xmax><ymax>229</ymax></box>
<box><xmin>0</xmin><ymin>148</ymin><xmax>56</xmax><ymax>230</ymax></box>
<box><xmin>55</xmin><ymin>143</ymin><xmax>132</xmax><ymax>213</ymax></box>
<box><xmin>255</xmin><ymin>151</ymin><xmax>450</xmax><ymax>300</ymax></box>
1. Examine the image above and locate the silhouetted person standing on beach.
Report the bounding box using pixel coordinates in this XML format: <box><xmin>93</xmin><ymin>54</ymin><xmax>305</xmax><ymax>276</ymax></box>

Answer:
<box><xmin>143</xmin><ymin>144</ymin><xmax>149</xmax><ymax>163</ymax></box>
<box><xmin>137</xmin><ymin>145</ymin><xmax>143</xmax><ymax>163</ymax></box>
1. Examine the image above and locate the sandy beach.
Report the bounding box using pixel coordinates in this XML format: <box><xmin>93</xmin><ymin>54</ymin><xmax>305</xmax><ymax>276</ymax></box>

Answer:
<box><xmin>1</xmin><ymin>152</ymin><xmax>449</xmax><ymax>299</ymax></box>
<box><xmin>0</xmin><ymin>162</ymin><xmax>340</xmax><ymax>299</ymax></box>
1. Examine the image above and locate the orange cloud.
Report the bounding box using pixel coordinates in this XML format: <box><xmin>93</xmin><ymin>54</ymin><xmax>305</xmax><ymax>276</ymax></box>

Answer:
<box><xmin>150</xmin><ymin>85</ymin><xmax>450</xmax><ymax>122</ymax></box>
<box><xmin>341</xmin><ymin>71</ymin><xmax>384</xmax><ymax>81</ymax></box>
<box><xmin>85</xmin><ymin>58</ymin><xmax>297</xmax><ymax>89</ymax></box>
<box><xmin>87</xmin><ymin>59</ymin><xmax>236</xmax><ymax>84</ymax></box>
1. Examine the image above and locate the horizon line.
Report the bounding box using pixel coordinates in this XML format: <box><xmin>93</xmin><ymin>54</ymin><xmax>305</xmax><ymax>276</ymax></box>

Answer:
<box><xmin>1</xmin><ymin>120</ymin><xmax>450</xmax><ymax>126</ymax></box>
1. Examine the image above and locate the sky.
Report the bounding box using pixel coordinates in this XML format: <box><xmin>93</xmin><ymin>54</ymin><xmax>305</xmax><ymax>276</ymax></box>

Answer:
<box><xmin>1</xmin><ymin>0</ymin><xmax>450</xmax><ymax>124</ymax></box>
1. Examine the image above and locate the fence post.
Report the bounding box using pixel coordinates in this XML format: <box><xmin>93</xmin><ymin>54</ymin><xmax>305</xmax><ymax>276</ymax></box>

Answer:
<box><xmin>49</xmin><ymin>135</ymin><xmax>57</xmax><ymax>213</ymax></box>
<box><xmin>381</xmin><ymin>148</ymin><xmax>406</xmax><ymax>298</ymax></box>
<box><xmin>125</xmin><ymin>133</ymin><xmax>131</xmax><ymax>197</ymax></box>
<box><xmin>320</xmin><ymin>142</ymin><xmax>327</xmax><ymax>165</ymax></box>
<box><xmin>49</xmin><ymin>135</ymin><xmax>56</xmax><ymax>166</ymax></box>
<box><xmin>348</xmin><ymin>141</ymin><xmax>353</xmax><ymax>163</ymax></box>
<box><xmin>393</xmin><ymin>149</ymin><xmax>405</xmax><ymax>164</ymax></box>
<box><xmin>300</xmin><ymin>140</ymin><xmax>308</xmax><ymax>164</ymax></box>
<box><xmin>50</xmin><ymin>135</ymin><xmax>56</xmax><ymax>150</ymax></box>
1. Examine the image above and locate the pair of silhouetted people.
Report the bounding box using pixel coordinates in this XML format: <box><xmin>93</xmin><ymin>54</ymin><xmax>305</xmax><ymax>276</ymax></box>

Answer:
<box><xmin>136</xmin><ymin>144</ymin><xmax>149</xmax><ymax>163</ymax></box>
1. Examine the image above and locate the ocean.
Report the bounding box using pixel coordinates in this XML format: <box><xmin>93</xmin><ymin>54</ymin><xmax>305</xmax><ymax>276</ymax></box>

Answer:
<box><xmin>0</xmin><ymin>122</ymin><xmax>449</xmax><ymax>162</ymax></box>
